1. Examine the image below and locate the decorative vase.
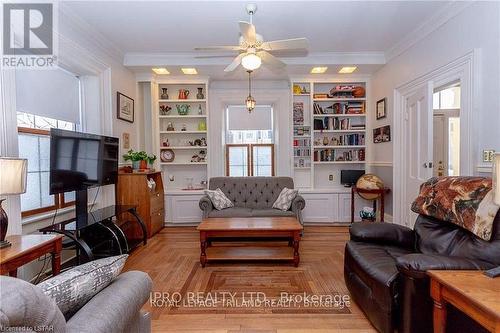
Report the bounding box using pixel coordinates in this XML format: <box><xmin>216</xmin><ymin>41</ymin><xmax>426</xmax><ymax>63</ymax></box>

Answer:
<box><xmin>198</xmin><ymin>120</ymin><xmax>206</xmax><ymax>131</ymax></box>
<box><xmin>161</xmin><ymin>88</ymin><xmax>169</xmax><ymax>99</ymax></box>
<box><xmin>196</xmin><ymin>87</ymin><xmax>204</xmax><ymax>99</ymax></box>
<box><xmin>139</xmin><ymin>160</ymin><xmax>147</xmax><ymax>170</ymax></box>
<box><xmin>176</xmin><ymin>104</ymin><xmax>190</xmax><ymax>115</ymax></box>
<box><xmin>132</xmin><ymin>160</ymin><xmax>140</xmax><ymax>170</ymax></box>
<box><xmin>198</xmin><ymin>104</ymin><xmax>203</xmax><ymax>115</ymax></box>
<box><xmin>178</xmin><ymin>89</ymin><xmax>189</xmax><ymax>99</ymax></box>
<box><xmin>323</xmin><ymin>136</ymin><xmax>330</xmax><ymax>146</ymax></box>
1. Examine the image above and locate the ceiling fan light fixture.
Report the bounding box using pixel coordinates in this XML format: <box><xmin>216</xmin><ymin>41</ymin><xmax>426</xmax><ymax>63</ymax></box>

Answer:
<box><xmin>242</xmin><ymin>53</ymin><xmax>262</xmax><ymax>71</ymax></box>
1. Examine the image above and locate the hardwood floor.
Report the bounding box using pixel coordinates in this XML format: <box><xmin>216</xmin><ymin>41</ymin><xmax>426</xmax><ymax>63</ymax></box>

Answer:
<box><xmin>124</xmin><ymin>226</ymin><xmax>376</xmax><ymax>333</ymax></box>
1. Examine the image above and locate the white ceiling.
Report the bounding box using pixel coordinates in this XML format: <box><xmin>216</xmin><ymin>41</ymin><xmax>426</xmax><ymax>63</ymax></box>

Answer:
<box><xmin>63</xmin><ymin>1</ymin><xmax>454</xmax><ymax>79</ymax></box>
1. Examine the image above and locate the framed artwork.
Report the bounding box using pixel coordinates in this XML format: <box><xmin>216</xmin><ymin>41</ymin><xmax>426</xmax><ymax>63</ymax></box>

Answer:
<box><xmin>376</xmin><ymin>98</ymin><xmax>386</xmax><ymax>120</ymax></box>
<box><xmin>373</xmin><ymin>125</ymin><xmax>391</xmax><ymax>143</ymax></box>
<box><xmin>117</xmin><ymin>92</ymin><xmax>134</xmax><ymax>123</ymax></box>
<box><xmin>122</xmin><ymin>132</ymin><xmax>130</xmax><ymax>149</ymax></box>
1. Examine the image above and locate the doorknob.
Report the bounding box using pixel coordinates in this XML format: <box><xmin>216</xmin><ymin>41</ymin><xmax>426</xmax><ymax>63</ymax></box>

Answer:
<box><xmin>428</xmin><ymin>162</ymin><xmax>433</xmax><ymax>168</ymax></box>
<box><xmin>423</xmin><ymin>163</ymin><xmax>428</xmax><ymax>168</ymax></box>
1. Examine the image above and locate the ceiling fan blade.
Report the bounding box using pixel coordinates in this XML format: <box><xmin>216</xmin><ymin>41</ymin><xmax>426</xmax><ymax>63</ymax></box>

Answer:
<box><xmin>257</xmin><ymin>51</ymin><xmax>285</xmax><ymax>68</ymax></box>
<box><xmin>224</xmin><ymin>53</ymin><xmax>246</xmax><ymax>72</ymax></box>
<box><xmin>195</xmin><ymin>55</ymin><xmax>239</xmax><ymax>59</ymax></box>
<box><xmin>239</xmin><ymin>21</ymin><xmax>256</xmax><ymax>44</ymax></box>
<box><xmin>194</xmin><ymin>46</ymin><xmax>242</xmax><ymax>51</ymax></box>
<box><xmin>261</xmin><ymin>38</ymin><xmax>308</xmax><ymax>51</ymax></box>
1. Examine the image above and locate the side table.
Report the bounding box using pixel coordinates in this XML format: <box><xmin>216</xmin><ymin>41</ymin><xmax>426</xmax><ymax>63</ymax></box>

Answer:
<box><xmin>0</xmin><ymin>234</ymin><xmax>63</xmax><ymax>278</ymax></box>
<box><xmin>351</xmin><ymin>186</ymin><xmax>390</xmax><ymax>223</ymax></box>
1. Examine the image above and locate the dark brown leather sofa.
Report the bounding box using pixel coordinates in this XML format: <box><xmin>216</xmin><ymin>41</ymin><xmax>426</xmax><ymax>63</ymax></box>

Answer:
<box><xmin>344</xmin><ymin>213</ymin><xmax>500</xmax><ymax>333</ymax></box>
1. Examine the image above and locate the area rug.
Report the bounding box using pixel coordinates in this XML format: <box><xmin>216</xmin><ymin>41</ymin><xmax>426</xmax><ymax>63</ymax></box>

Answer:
<box><xmin>156</xmin><ymin>262</ymin><xmax>351</xmax><ymax>315</ymax></box>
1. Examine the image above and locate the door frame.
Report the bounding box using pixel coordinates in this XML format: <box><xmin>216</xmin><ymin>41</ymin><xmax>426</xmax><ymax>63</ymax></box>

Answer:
<box><xmin>393</xmin><ymin>50</ymin><xmax>479</xmax><ymax>226</ymax></box>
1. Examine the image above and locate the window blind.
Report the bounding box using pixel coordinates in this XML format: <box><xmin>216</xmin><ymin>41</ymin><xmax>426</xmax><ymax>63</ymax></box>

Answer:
<box><xmin>16</xmin><ymin>68</ymin><xmax>80</xmax><ymax>124</ymax></box>
<box><xmin>227</xmin><ymin>105</ymin><xmax>272</xmax><ymax>131</ymax></box>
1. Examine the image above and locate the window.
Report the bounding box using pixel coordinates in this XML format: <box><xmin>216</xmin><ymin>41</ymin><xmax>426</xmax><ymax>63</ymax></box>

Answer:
<box><xmin>17</xmin><ymin>113</ymin><xmax>76</xmax><ymax>217</ymax></box>
<box><xmin>225</xmin><ymin>105</ymin><xmax>275</xmax><ymax>176</ymax></box>
<box><xmin>433</xmin><ymin>85</ymin><xmax>460</xmax><ymax>110</ymax></box>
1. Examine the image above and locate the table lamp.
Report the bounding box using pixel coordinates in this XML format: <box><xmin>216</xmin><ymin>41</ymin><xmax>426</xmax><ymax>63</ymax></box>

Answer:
<box><xmin>0</xmin><ymin>157</ymin><xmax>27</xmax><ymax>248</ymax></box>
<box><xmin>494</xmin><ymin>153</ymin><xmax>500</xmax><ymax>206</ymax></box>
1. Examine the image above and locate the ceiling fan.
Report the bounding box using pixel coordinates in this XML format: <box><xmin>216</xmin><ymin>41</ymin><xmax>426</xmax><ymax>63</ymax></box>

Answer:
<box><xmin>194</xmin><ymin>4</ymin><xmax>308</xmax><ymax>72</ymax></box>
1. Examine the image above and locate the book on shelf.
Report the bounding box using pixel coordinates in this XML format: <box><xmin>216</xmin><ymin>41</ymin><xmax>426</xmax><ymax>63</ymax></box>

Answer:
<box><xmin>293</xmin><ymin>102</ymin><xmax>304</xmax><ymax>125</ymax></box>
<box><xmin>294</xmin><ymin>158</ymin><xmax>311</xmax><ymax>168</ymax></box>
<box><xmin>293</xmin><ymin>126</ymin><xmax>311</xmax><ymax>136</ymax></box>
<box><xmin>313</xmin><ymin>148</ymin><xmax>365</xmax><ymax>162</ymax></box>
<box><xmin>313</xmin><ymin>93</ymin><xmax>329</xmax><ymax>99</ymax></box>
<box><xmin>294</xmin><ymin>147</ymin><xmax>311</xmax><ymax>157</ymax></box>
<box><xmin>293</xmin><ymin>137</ymin><xmax>311</xmax><ymax>147</ymax></box>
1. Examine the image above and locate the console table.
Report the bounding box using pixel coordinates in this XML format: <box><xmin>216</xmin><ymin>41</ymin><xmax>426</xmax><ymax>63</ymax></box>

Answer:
<box><xmin>429</xmin><ymin>270</ymin><xmax>500</xmax><ymax>333</ymax></box>
<box><xmin>0</xmin><ymin>234</ymin><xmax>62</xmax><ymax>277</ymax></box>
<box><xmin>40</xmin><ymin>205</ymin><xmax>146</xmax><ymax>264</ymax></box>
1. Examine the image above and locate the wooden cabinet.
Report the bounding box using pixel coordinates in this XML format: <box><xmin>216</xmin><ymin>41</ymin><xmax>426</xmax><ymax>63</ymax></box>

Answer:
<box><xmin>116</xmin><ymin>172</ymin><xmax>165</xmax><ymax>239</ymax></box>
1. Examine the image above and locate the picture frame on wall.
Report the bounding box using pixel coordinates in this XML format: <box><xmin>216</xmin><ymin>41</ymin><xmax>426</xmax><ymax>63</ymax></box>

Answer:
<box><xmin>373</xmin><ymin>125</ymin><xmax>391</xmax><ymax>143</ymax></box>
<box><xmin>376</xmin><ymin>98</ymin><xmax>386</xmax><ymax>120</ymax></box>
<box><xmin>117</xmin><ymin>92</ymin><xmax>134</xmax><ymax>123</ymax></box>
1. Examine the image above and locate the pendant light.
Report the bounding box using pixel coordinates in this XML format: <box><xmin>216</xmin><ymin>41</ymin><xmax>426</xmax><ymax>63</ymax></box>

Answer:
<box><xmin>245</xmin><ymin>70</ymin><xmax>256</xmax><ymax>112</ymax></box>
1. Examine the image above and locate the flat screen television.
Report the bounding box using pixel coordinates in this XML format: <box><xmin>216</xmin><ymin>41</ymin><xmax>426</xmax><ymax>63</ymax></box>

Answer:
<box><xmin>49</xmin><ymin>129</ymin><xmax>119</xmax><ymax>195</ymax></box>
<box><xmin>341</xmin><ymin>170</ymin><xmax>365</xmax><ymax>187</ymax></box>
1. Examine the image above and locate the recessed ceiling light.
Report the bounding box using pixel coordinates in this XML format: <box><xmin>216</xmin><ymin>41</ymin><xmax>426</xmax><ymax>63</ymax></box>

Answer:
<box><xmin>310</xmin><ymin>67</ymin><xmax>328</xmax><ymax>74</ymax></box>
<box><xmin>152</xmin><ymin>67</ymin><xmax>170</xmax><ymax>75</ymax></box>
<box><xmin>338</xmin><ymin>66</ymin><xmax>357</xmax><ymax>74</ymax></box>
<box><xmin>181</xmin><ymin>68</ymin><xmax>198</xmax><ymax>75</ymax></box>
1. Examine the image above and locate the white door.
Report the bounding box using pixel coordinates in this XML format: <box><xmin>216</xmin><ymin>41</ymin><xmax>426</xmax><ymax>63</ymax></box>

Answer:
<box><xmin>404</xmin><ymin>82</ymin><xmax>433</xmax><ymax>227</ymax></box>
<box><xmin>433</xmin><ymin>115</ymin><xmax>446</xmax><ymax>177</ymax></box>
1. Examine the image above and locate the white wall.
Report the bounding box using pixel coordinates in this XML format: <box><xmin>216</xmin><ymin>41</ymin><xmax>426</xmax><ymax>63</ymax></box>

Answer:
<box><xmin>208</xmin><ymin>80</ymin><xmax>292</xmax><ymax>177</ymax></box>
<box><xmin>369</xmin><ymin>1</ymin><xmax>500</xmax><ymax>215</ymax></box>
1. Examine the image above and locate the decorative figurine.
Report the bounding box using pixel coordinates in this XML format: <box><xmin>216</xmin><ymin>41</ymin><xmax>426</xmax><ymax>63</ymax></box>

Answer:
<box><xmin>323</xmin><ymin>136</ymin><xmax>330</xmax><ymax>146</ymax></box>
<box><xmin>161</xmin><ymin>88</ymin><xmax>169</xmax><ymax>99</ymax></box>
<box><xmin>196</xmin><ymin>87</ymin><xmax>204</xmax><ymax>99</ymax></box>
<box><xmin>162</xmin><ymin>139</ymin><xmax>170</xmax><ymax>147</ymax></box>
<box><xmin>197</xmin><ymin>104</ymin><xmax>203</xmax><ymax>115</ymax></box>
<box><xmin>181</xmin><ymin>124</ymin><xmax>187</xmax><ymax>131</ymax></box>
<box><xmin>200</xmin><ymin>137</ymin><xmax>207</xmax><ymax>146</ymax></box>
<box><xmin>166</xmin><ymin>122</ymin><xmax>175</xmax><ymax>131</ymax></box>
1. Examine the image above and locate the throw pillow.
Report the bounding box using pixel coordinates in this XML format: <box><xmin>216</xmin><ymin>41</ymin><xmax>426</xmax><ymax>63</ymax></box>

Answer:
<box><xmin>38</xmin><ymin>254</ymin><xmax>128</xmax><ymax>318</ymax></box>
<box><xmin>273</xmin><ymin>187</ymin><xmax>298</xmax><ymax>211</ymax></box>
<box><xmin>205</xmin><ymin>188</ymin><xmax>234</xmax><ymax>210</ymax></box>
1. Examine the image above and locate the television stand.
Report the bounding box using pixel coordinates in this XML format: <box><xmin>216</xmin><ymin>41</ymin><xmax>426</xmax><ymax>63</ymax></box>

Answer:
<box><xmin>40</xmin><ymin>205</ymin><xmax>147</xmax><ymax>264</ymax></box>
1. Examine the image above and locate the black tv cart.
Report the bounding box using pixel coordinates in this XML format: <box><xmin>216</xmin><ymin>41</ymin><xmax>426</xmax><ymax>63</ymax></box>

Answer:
<box><xmin>40</xmin><ymin>205</ymin><xmax>146</xmax><ymax>264</ymax></box>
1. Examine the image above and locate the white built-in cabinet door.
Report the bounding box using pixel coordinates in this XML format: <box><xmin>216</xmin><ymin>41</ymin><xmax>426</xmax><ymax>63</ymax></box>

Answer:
<box><xmin>301</xmin><ymin>193</ymin><xmax>339</xmax><ymax>223</ymax></box>
<box><xmin>166</xmin><ymin>194</ymin><xmax>204</xmax><ymax>224</ymax></box>
<box><xmin>338</xmin><ymin>193</ymin><xmax>372</xmax><ymax>222</ymax></box>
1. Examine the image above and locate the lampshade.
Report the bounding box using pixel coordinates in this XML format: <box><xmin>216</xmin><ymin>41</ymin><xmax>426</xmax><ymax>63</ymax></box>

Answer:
<box><xmin>242</xmin><ymin>53</ymin><xmax>262</xmax><ymax>71</ymax></box>
<box><xmin>493</xmin><ymin>153</ymin><xmax>500</xmax><ymax>205</ymax></box>
<box><xmin>0</xmin><ymin>158</ymin><xmax>28</xmax><ymax>195</ymax></box>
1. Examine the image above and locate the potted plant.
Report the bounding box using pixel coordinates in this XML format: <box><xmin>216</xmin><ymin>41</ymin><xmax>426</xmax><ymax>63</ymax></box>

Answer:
<box><xmin>123</xmin><ymin>149</ymin><xmax>148</xmax><ymax>170</ymax></box>
<box><xmin>147</xmin><ymin>154</ymin><xmax>157</xmax><ymax>169</ymax></box>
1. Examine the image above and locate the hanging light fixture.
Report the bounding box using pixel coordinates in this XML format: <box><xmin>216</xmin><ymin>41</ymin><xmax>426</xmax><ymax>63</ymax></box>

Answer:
<box><xmin>245</xmin><ymin>70</ymin><xmax>256</xmax><ymax>112</ymax></box>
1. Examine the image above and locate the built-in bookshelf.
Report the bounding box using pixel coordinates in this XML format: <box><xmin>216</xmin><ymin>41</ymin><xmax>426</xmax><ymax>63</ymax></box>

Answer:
<box><xmin>291</xmin><ymin>80</ymin><xmax>367</xmax><ymax>189</ymax></box>
<box><xmin>157</xmin><ymin>81</ymin><xmax>209</xmax><ymax>190</ymax></box>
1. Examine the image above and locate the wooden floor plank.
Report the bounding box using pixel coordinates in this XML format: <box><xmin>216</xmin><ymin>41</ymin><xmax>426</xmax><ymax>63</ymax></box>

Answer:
<box><xmin>124</xmin><ymin>226</ymin><xmax>376</xmax><ymax>333</ymax></box>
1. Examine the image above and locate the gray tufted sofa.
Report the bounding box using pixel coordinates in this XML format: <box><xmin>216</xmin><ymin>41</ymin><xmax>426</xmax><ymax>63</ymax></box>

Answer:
<box><xmin>199</xmin><ymin>177</ymin><xmax>305</xmax><ymax>225</ymax></box>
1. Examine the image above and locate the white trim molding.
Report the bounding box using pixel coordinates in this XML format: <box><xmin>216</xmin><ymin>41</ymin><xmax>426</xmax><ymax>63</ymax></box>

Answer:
<box><xmin>393</xmin><ymin>50</ymin><xmax>479</xmax><ymax>225</ymax></box>
<box><xmin>367</xmin><ymin>161</ymin><xmax>393</xmax><ymax>167</ymax></box>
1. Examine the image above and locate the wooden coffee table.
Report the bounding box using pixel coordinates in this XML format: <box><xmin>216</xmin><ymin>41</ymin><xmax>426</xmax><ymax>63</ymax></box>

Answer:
<box><xmin>196</xmin><ymin>217</ymin><xmax>303</xmax><ymax>267</ymax></box>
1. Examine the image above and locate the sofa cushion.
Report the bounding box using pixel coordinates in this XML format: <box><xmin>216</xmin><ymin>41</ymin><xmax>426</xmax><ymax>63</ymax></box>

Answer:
<box><xmin>205</xmin><ymin>188</ymin><xmax>234</xmax><ymax>210</ymax></box>
<box><xmin>272</xmin><ymin>187</ymin><xmax>298</xmax><ymax>211</ymax></box>
<box><xmin>251</xmin><ymin>208</ymin><xmax>295</xmax><ymax>218</ymax></box>
<box><xmin>209</xmin><ymin>177</ymin><xmax>294</xmax><ymax>209</ymax></box>
<box><xmin>208</xmin><ymin>207</ymin><xmax>253</xmax><ymax>218</ymax></box>
<box><xmin>38</xmin><ymin>255</ymin><xmax>127</xmax><ymax>318</ymax></box>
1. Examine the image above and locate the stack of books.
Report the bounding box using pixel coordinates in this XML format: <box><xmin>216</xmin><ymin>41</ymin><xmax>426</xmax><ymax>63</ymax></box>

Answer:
<box><xmin>346</xmin><ymin>101</ymin><xmax>365</xmax><ymax>114</ymax></box>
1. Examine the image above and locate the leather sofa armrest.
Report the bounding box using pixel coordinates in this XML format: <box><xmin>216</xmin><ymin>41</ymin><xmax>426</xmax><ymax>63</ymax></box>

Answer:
<box><xmin>396</xmin><ymin>253</ymin><xmax>495</xmax><ymax>279</ymax></box>
<box><xmin>349</xmin><ymin>222</ymin><xmax>415</xmax><ymax>250</ymax></box>
<box><xmin>199</xmin><ymin>195</ymin><xmax>213</xmax><ymax>218</ymax></box>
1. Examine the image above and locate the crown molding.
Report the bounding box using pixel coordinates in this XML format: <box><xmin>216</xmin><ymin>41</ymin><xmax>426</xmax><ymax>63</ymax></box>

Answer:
<box><xmin>123</xmin><ymin>51</ymin><xmax>386</xmax><ymax>67</ymax></box>
<box><xmin>59</xmin><ymin>3</ymin><xmax>125</xmax><ymax>66</ymax></box>
<box><xmin>385</xmin><ymin>1</ymin><xmax>473</xmax><ymax>62</ymax></box>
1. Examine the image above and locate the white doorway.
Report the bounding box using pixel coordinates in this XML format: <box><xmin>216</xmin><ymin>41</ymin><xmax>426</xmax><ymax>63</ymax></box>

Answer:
<box><xmin>393</xmin><ymin>52</ymin><xmax>476</xmax><ymax>227</ymax></box>
<box><xmin>433</xmin><ymin>84</ymin><xmax>461</xmax><ymax>177</ymax></box>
